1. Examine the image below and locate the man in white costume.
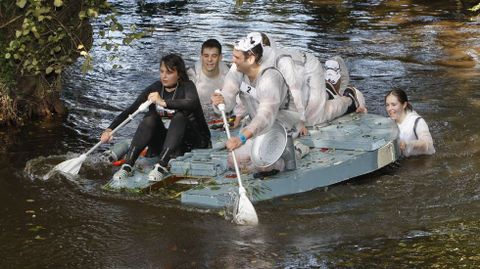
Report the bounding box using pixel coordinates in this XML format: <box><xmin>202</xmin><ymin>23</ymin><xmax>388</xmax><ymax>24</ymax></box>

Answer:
<box><xmin>187</xmin><ymin>39</ymin><xmax>229</xmax><ymax>119</ymax></box>
<box><xmin>211</xmin><ymin>33</ymin><xmax>300</xmax><ymax>153</ymax></box>
<box><xmin>324</xmin><ymin>56</ymin><xmax>367</xmax><ymax>113</ymax></box>
<box><xmin>247</xmin><ymin>33</ymin><xmax>362</xmax><ymax>136</ymax></box>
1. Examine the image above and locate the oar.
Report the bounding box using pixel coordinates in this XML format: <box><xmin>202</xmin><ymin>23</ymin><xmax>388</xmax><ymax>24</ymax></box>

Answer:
<box><xmin>218</xmin><ymin>103</ymin><xmax>259</xmax><ymax>225</ymax></box>
<box><xmin>50</xmin><ymin>100</ymin><xmax>153</xmax><ymax>176</ymax></box>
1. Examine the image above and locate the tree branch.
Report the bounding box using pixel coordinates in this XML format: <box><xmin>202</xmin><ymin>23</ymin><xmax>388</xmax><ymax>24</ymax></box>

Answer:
<box><xmin>0</xmin><ymin>15</ymin><xmax>23</xmax><ymax>29</ymax></box>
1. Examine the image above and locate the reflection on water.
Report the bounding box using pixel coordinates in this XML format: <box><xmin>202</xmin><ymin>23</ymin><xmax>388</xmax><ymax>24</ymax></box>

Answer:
<box><xmin>1</xmin><ymin>0</ymin><xmax>480</xmax><ymax>268</ymax></box>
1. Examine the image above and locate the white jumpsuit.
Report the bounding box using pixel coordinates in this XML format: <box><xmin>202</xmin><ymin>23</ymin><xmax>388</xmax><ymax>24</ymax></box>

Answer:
<box><xmin>215</xmin><ymin>47</ymin><xmax>300</xmax><ymax>137</ymax></box>
<box><xmin>187</xmin><ymin>60</ymin><xmax>229</xmax><ymax>119</ymax></box>
<box><xmin>274</xmin><ymin>49</ymin><xmax>352</xmax><ymax>126</ymax></box>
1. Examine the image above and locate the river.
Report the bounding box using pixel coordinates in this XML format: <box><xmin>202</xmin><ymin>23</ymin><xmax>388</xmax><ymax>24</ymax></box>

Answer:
<box><xmin>1</xmin><ymin>0</ymin><xmax>480</xmax><ymax>268</ymax></box>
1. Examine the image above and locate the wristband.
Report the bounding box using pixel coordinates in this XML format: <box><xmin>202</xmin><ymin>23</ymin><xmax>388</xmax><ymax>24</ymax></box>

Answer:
<box><xmin>239</xmin><ymin>134</ymin><xmax>247</xmax><ymax>145</ymax></box>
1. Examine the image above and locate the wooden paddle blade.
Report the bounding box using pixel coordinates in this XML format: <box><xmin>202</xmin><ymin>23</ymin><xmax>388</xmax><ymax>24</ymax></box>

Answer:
<box><xmin>233</xmin><ymin>187</ymin><xmax>259</xmax><ymax>226</ymax></box>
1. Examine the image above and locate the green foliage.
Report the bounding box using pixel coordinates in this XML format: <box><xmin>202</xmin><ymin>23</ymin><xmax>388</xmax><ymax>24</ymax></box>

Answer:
<box><xmin>470</xmin><ymin>3</ymin><xmax>480</xmax><ymax>12</ymax></box>
<box><xmin>1</xmin><ymin>0</ymin><xmax>147</xmax><ymax>86</ymax></box>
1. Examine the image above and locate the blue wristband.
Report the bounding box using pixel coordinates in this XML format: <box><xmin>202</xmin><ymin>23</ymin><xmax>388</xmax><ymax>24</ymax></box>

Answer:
<box><xmin>239</xmin><ymin>134</ymin><xmax>247</xmax><ymax>144</ymax></box>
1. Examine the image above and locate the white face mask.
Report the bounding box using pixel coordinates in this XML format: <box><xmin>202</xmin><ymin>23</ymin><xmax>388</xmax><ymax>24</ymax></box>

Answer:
<box><xmin>325</xmin><ymin>60</ymin><xmax>341</xmax><ymax>84</ymax></box>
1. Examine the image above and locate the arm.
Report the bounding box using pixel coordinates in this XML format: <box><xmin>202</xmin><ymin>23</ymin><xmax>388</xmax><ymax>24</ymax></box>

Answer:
<box><xmin>212</xmin><ymin>65</ymin><xmax>242</xmax><ymax>113</ymax></box>
<box><xmin>232</xmin><ymin>95</ymin><xmax>246</xmax><ymax>128</ymax></box>
<box><xmin>225</xmin><ymin>70</ymin><xmax>286</xmax><ymax>151</ymax></box>
<box><xmin>401</xmin><ymin>119</ymin><xmax>435</xmax><ymax>156</ymax></box>
<box><xmin>277</xmin><ymin>56</ymin><xmax>306</xmax><ymax>123</ymax></box>
<box><xmin>107</xmin><ymin>83</ymin><xmax>155</xmax><ymax>130</ymax></box>
<box><xmin>101</xmin><ymin>82</ymin><xmax>157</xmax><ymax>142</ymax></box>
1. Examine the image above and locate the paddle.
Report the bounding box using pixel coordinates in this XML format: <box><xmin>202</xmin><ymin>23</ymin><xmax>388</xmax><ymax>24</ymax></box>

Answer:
<box><xmin>49</xmin><ymin>100</ymin><xmax>153</xmax><ymax>176</ymax></box>
<box><xmin>218</xmin><ymin>103</ymin><xmax>259</xmax><ymax>226</ymax></box>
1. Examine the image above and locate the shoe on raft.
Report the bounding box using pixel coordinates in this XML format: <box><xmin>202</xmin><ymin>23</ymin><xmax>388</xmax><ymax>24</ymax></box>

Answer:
<box><xmin>112</xmin><ymin>164</ymin><xmax>133</xmax><ymax>181</ymax></box>
<box><xmin>148</xmin><ymin>164</ymin><xmax>170</xmax><ymax>182</ymax></box>
<box><xmin>343</xmin><ymin>87</ymin><xmax>359</xmax><ymax>112</ymax></box>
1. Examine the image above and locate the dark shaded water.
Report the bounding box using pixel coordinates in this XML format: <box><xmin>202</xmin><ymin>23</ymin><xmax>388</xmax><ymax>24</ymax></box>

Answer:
<box><xmin>1</xmin><ymin>0</ymin><xmax>480</xmax><ymax>268</ymax></box>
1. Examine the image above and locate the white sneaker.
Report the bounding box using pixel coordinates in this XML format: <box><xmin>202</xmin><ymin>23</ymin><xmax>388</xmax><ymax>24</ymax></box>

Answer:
<box><xmin>112</xmin><ymin>164</ymin><xmax>133</xmax><ymax>181</ymax></box>
<box><xmin>148</xmin><ymin>164</ymin><xmax>170</xmax><ymax>182</ymax></box>
<box><xmin>294</xmin><ymin>140</ymin><xmax>310</xmax><ymax>160</ymax></box>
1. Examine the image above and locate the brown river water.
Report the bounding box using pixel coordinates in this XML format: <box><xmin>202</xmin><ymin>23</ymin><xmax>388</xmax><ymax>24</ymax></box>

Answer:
<box><xmin>1</xmin><ymin>0</ymin><xmax>480</xmax><ymax>268</ymax></box>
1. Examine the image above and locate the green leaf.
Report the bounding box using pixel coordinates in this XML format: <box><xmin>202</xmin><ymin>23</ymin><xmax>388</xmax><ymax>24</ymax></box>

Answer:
<box><xmin>87</xmin><ymin>8</ymin><xmax>98</xmax><ymax>17</ymax></box>
<box><xmin>470</xmin><ymin>3</ymin><xmax>480</xmax><ymax>12</ymax></box>
<box><xmin>77</xmin><ymin>44</ymin><xmax>84</xmax><ymax>50</ymax></box>
<box><xmin>46</xmin><ymin>66</ymin><xmax>53</xmax><ymax>74</ymax></box>
<box><xmin>53</xmin><ymin>46</ymin><xmax>62</xmax><ymax>52</ymax></box>
<box><xmin>16</xmin><ymin>0</ymin><xmax>27</xmax><ymax>8</ymax></box>
<box><xmin>79</xmin><ymin>11</ymin><xmax>86</xmax><ymax>20</ymax></box>
<box><xmin>15</xmin><ymin>30</ymin><xmax>22</xmax><ymax>38</ymax></box>
<box><xmin>53</xmin><ymin>0</ymin><xmax>63</xmax><ymax>7</ymax></box>
<box><xmin>5</xmin><ymin>53</ymin><xmax>11</xmax><ymax>59</ymax></box>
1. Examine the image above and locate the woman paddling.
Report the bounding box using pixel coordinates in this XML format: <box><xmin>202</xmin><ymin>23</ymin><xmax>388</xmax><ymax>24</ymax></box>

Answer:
<box><xmin>101</xmin><ymin>54</ymin><xmax>211</xmax><ymax>181</ymax></box>
<box><xmin>385</xmin><ymin>89</ymin><xmax>435</xmax><ymax>157</ymax></box>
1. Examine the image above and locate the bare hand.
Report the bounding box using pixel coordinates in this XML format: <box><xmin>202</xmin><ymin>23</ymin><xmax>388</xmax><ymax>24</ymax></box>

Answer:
<box><xmin>399</xmin><ymin>140</ymin><xmax>406</xmax><ymax>153</ymax></box>
<box><xmin>226</xmin><ymin>136</ymin><xmax>243</xmax><ymax>151</ymax></box>
<box><xmin>298</xmin><ymin>122</ymin><xmax>308</xmax><ymax>136</ymax></box>
<box><xmin>211</xmin><ymin>91</ymin><xmax>224</xmax><ymax>106</ymax></box>
<box><xmin>101</xmin><ymin>129</ymin><xmax>113</xmax><ymax>143</ymax></box>
<box><xmin>148</xmin><ymin>92</ymin><xmax>164</xmax><ymax>106</ymax></box>
<box><xmin>356</xmin><ymin>106</ymin><xmax>368</xmax><ymax>113</ymax></box>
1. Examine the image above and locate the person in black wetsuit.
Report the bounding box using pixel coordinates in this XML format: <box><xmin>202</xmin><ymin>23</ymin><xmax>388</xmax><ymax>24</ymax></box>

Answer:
<box><xmin>101</xmin><ymin>54</ymin><xmax>211</xmax><ymax>181</ymax></box>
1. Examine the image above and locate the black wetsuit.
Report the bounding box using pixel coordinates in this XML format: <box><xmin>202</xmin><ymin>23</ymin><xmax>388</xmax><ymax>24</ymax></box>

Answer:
<box><xmin>108</xmin><ymin>79</ymin><xmax>211</xmax><ymax>167</ymax></box>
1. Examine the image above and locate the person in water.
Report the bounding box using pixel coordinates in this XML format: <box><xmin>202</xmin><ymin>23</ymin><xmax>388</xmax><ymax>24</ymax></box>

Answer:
<box><xmin>385</xmin><ymin>89</ymin><xmax>435</xmax><ymax>157</ymax></box>
<box><xmin>324</xmin><ymin>56</ymin><xmax>367</xmax><ymax>113</ymax></box>
<box><xmin>187</xmin><ymin>38</ymin><xmax>229</xmax><ymax>119</ymax></box>
<box><xmin>101</xmin><ymin>54</ymin><xmax>211</xmax><ymax>181</ymax></box>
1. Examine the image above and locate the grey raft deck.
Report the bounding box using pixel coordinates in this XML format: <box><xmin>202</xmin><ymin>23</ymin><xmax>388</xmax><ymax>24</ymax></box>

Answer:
<box><xmin>104</xmin><ymin>113</ymin><xmax>399</xmax><ymax>208</ymax></box>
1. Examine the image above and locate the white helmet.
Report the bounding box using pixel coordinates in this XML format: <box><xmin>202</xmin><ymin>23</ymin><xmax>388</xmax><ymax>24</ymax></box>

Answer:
<box><xmin>234</xmin><ymin>32</ymin><xmax>263</xmax><ymax>52</ymax></box>
<box><xmin>325</xmin><ymin>59</ymin><xmax>341</xmax><ymax>85</ymax></box>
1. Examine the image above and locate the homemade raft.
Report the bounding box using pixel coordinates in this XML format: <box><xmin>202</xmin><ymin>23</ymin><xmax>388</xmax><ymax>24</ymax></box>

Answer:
<box><xmin>103</xmin><ymin>113</ymin><xmax>399</xmax><ymax>208</ymax></box>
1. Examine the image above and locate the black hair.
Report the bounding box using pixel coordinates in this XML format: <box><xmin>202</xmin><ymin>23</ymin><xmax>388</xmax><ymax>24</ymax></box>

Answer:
<box><xmin>160</xmin><ymin>53</ymin><xmax>188</xmax><ymax>81</ymax></box>
<box><xmin>201</xmin><ymin>39</ymin><xmax>222</xmax><ymax>54</ymax></box>
<box><xmin>260</xmin><ymin>33</ymin><xmax>270</xmax><ymax>47</ymax></box>
<box><xmin>385</xmin><ymin>89</ymin><xmax>413</xmax><ymax>111</ymax></box>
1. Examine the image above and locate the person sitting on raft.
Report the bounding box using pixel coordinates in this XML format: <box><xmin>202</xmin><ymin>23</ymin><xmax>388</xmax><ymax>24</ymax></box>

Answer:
<box><xmin>238</xmin><ymin>33</ymin><xmax>365</xmax><ymax>137</ymax></box>
<box><xmin>101</xmin><ymin>53</ymin><xmax>211</xmax><ymax>181</ymax></box>
<box><xmin>211</xmin><ymin>32</ymin><xmax>300</xmax><ymax>172</ymax></box>
<box><xmin>324</xmin><ymin>56</ymin><xmax>367</xmax><ymax>113</ymax></box>
<box><xmin>187</xmin><ymin>38</ymin><xmax>229</xmax><ymax>120</ymax></box>
<box><xmin>385</xmin><ymin>89</ymin><xmax>435</xmax><ymax>157</ymax></box>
